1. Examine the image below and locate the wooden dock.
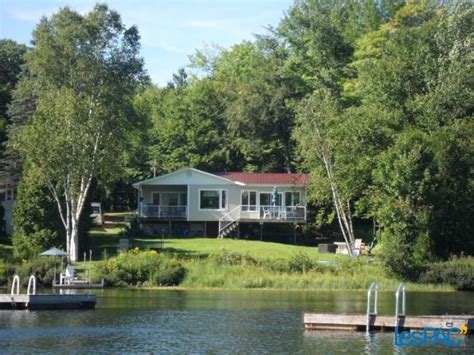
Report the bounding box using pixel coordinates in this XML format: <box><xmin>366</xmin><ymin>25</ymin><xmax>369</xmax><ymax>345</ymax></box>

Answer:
<box><xmin>53</xmin><ymin>280</ymin><xmax>104</xmax><ymax>289</ymax></box>
<box><xmin>304</xmin><ymin>313</ymin><xmax>474</xmax><ymax>333</ymax></box>
<box><xmin>0</xmin><ymin>294</ymin><xmax>97</xmax><ymax>310</ymax></box>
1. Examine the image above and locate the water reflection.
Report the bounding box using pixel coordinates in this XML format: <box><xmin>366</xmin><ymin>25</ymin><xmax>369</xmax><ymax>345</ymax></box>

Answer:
<box><xmin>0</xmin><ymin>289</ymin><xmax>472</xmax><ymax>354</ymax></box>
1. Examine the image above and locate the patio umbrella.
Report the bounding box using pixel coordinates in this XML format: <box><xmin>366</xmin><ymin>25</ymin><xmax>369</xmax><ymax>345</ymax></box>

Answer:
<box><xmin>271</xmin><ymin>186</ymin><xmax>278</xmax><ymax>206</ymax></box>
<box><xmin>39</xmin><ymin>247</ymin><xmax>68</xmax><ymax>256</ymax></box>
<box><xmin>39</xmin><ymin>247</ymin><xmax>68</xmax><ymax>284</ymax></box>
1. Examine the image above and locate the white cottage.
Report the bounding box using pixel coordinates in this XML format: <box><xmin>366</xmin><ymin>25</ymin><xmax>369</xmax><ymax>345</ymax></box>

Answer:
<box><xmin>132</xmin><ymin>168</ymin><xmax>309</xmax><ymax>238</ymax></box>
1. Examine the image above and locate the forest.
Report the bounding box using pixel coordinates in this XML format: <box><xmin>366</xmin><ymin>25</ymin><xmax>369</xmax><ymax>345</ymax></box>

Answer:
<box><xmin>0</xmin><ymin>1</ymin><xmax>472</xmax><ymax>280</ymax></box>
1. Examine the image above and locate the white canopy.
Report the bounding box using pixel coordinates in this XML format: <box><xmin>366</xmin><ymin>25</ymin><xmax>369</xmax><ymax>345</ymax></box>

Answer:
<box><xmin>39</xmin><ymin>247</ymin><xmax>68</xmax><ymax>256</ymax></box>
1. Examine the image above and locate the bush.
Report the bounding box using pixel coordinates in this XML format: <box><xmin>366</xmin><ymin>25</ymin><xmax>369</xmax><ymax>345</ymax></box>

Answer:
<box><xmin>93</xmin><ymin>250</ymin><xmax>186</xmax><ymax>287</ymax></box>
<box><xmin>288</xmin><ymin>252</ymin><xmax>315</xmax><ymax>273</ymax></box>
<box><xmin>153</xmin><ymin>261</ymin><xmax>187</xmax><ymax>286</ymax></box>
<box><xmin>379</xmin><ymin>232</ymin><xmax>428</xmax><ymax>281</ymax></box>
<box><xmin>420</xmin><ymin>257</ymin><xmax>474</xmax><ymax>291</ymax></box>
<box><xmin>212</xmin><ymin>249</ymin><xmax>257</xmax><ymax>266</ymax></box>
<box><xmin>0</xmin><ymin>260</ymin><xmax>7</xmax><ymax>285</ymax></box>
<box><xmin>260</xmin><ymin>258</ymin><xmax>290</xmax><ymax>273</ymax></box>
<box><xmin>3</xmin><ymin>257</ymin><xmax>62</xmax><ymax>288</ymax></box>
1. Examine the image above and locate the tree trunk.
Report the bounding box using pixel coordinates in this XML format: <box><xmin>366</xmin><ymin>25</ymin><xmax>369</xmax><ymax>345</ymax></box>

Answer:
<box><xmin>283</xmin><ymin>141</ymin><xmax>292</xmax><ymax>173</ymax></box>
<box><xmin>70</xmin><ymin>219</ymin><xmax>79</xmax><ymax>262</ymax></box>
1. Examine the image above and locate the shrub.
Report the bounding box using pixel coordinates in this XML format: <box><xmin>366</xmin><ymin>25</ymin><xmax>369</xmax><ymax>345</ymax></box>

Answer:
<box><xmin>5</xmin><ymin>257</ymin><xmax>62</xmax><ymax>287</ymax></box>
<box><xmin>0</xmin><ymin>260</ymin><xmax>7</xmax><ymax>285</ymax></box>
<box><xmin>153</xmin><ymin>261</ymin><xmax>186</xmax><ymax>286</ymax></box>
<box><xmin>420</xmin><ymin>257</ymin><xmax>474</xmax><ymax>291</ymax></box>
<box><xmin>379</xmin><ymin>232</ymin><xmax>428</xmax><ymax>281</ymax></box>
<box><xmin>93</xmin><ymin>251</ymin><xmax>186</xmax><ymax>287</ymax></box>
<box><xmin>212</xmin><ymin>249</ymin><xmax>258</xmax><ymax>266</ymax></box>
<box><xmin>260</xmin><ymin>258</ymin><xmax>289</xmax><ymax>273</ymax></box>
<box><xmin>288</xmin><ymin>252</ymin><xmax>315</xmax><ymax>273</ymax></box>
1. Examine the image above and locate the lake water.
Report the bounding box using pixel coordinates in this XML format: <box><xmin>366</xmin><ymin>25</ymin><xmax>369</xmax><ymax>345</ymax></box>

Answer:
<box><xmin>0</xmin><ymin>289</ymin><xmax>472</xmax><ymax>354</ymax></box>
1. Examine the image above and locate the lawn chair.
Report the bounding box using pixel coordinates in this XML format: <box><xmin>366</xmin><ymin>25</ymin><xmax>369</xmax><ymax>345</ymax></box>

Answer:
<box><xmin>354</xmin><ymin>239</ymin><xmax>366</xmax><ymax>255</ymax></box>
<box><xmin>262</xmin><ymin>207</ymin><xmax>271</xmax><ymax>219</ymax></box>
<box><xmin>60</xmin><ymin>264</ymin><xmax>75</xmax><ymax>285</ymax></box>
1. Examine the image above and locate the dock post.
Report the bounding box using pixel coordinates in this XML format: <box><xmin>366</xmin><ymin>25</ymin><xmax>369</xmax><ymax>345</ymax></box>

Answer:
<box><xmin>27</xmin><ymin>275</ymin><xmax>36</xmax><ymax>295</ymax></box>
<box><xmin>394</xmin><ymin>282</ymin><xmax>406</xmax><ymax>328</ymax></box>
<box><xmin>10</xmin><ymin>275</ymin><xmax>20</xmax><ymax>295</ymax></box>
<box><xmin>366</xmin><ymin>281</ymin><xmax>379</xmax><ymax>332</ymax></box>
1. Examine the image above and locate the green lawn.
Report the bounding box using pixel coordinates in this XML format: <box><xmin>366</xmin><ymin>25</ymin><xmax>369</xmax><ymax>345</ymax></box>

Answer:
<box><xmin>88</xmin><ymin>223</ymin><xmax>341</xmax><ymax>262</ymax></box>
<box><xmin>134</xmin><ymin>237</ymin><xmax>340</xmax><ymax>261</ymax></box>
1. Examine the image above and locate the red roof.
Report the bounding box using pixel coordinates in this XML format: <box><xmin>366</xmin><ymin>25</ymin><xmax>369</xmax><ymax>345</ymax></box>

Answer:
<box><xmin>217</xmin><ymin>172</ymin><xmax>309</xmax><ymax>185</ymax></box>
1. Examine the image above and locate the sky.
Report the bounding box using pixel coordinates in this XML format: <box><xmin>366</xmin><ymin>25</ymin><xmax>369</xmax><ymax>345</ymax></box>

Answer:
<box><xmin>0</xmin><ymin>0</ymin><xmax>294</xmax><ymax>86</ymax></box>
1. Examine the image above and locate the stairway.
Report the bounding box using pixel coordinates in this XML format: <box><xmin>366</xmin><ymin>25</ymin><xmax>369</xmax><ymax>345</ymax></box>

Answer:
<box><xmin>218</xmin><ymin>206</ymin><xmax>241</xmax><ymax>238</ymax></box>
<box><xmin>219</xmin><ymin>220</ymin><xmax>239</xmax><ymax>238</ymax></box>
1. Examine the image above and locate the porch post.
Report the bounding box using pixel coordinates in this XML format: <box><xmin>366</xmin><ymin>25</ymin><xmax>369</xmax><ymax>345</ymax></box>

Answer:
<box><xmin>259</xmin><ymin>222</ymin><xmax>263</xmax><ymax>241</ymax></box>
<box><xmin>293</xmin><ymin>222</ymin><xmax>297</xmax><ymax>245</ymax></box>
<box><xmin>186</xmin><ymin>184</ymin><xmax>190</xmax><ymax>221</ymax></box>
<box><xmin>137</xmin><ymin>186</ymin><xmax>142</xmax><ymax>217</ymax></box>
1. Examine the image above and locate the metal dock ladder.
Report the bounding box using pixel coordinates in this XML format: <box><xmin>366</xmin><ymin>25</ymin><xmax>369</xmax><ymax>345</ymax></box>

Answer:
<box><xmin>394</xmin><ymin>282</ymin><xmax>406</xmax><ymax>328</ymax></box>
<box><xmin>366</xmin><ymin>281</ymin><xmax>379</xmax><ymax>332</ymax></box>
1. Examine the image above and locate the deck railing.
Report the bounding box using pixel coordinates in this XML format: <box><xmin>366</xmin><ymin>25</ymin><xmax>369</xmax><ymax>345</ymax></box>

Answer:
<box><xmin>258</xmin><ymin>205</ymin><xmax>306</xmax><ymax>221</ymax></box>
<box><xmin>140</xmin><ymin>205</ymin><xmax>187</xmax><ymax>219</ymax></box>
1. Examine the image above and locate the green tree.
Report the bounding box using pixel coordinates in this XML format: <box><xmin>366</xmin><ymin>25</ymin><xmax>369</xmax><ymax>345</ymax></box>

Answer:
<box><xmin>144</xmin><ymin>74</ymin><xmax>228</xmax><ymax>174</ymax></box>
<box><xmin>192</xmin><ymin>41</ymin><xmax>304</xmax><ymax>172</ymax></box>
<box><xmin>10</xmin><ymin>4</ymin><xmax>146</xmax><ymax>261</ymax></box>
<box><xmin>0</xmin><ymin>40</ymin><xmax>27</xmax><ymax>147</ymax></box>
<box><xmin>294</xmin><ymin>89</ymin><xmax>357</xmax><ymax>254</ymax></box>
<box><xmin>0</xmin><ymin>40</ymin><xmax>28</xmax><ymax>188</ymax></box>
<box><xmin>294</xmin><ymin>0</ymin><xmax>473</xmax><ymax>271</ymax></box>
<box><xmin>12</xmin><ymin>165</ymin><xmax>63</xmax><ymax>259</ymax></box>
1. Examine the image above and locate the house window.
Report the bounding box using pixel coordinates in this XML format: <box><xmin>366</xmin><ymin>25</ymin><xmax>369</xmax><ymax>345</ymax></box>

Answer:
<box><xmin>179</xmin><ymin>192</ymin><xmax>187</xmax><ymax>206</ymax></box>
<box><xmin>162</xmin><ymin>192</ymin><xmax>179</xmax><ymax>206</ymax></box>
<box><xmin>241</xmin><ymin>191</ymin><xmax>257</xmax><ymax>211</ymax></box>
<box><xmin>221</xmin><ymin>190</ymin><xmax>226</xmax><ymax>209</ymax></box>
<box><xmin>200</xmin><ymin>190</ymin><xmax>227</xmax><ymax>210</ymax></box>
<box><xmin>259</xmin><ymin>192</ymin><xmax>282</xmax><ymax>206</ymax></box>
<box><xmin>152</xmin><ymin>193</ymin><xmax>160</xmax><ymax>205</ymax></box>
<box><xmin>285</xmin><ymin>192</ymin><xmax>301</xmax><ymax>206</ymax></box>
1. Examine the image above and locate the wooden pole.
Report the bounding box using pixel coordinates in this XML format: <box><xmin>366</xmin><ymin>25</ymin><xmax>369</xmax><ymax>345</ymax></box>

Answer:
<box><xmin>293</xmin><ymin>223</ymin><xmax>297</xmax><ymax>245</ymax></box>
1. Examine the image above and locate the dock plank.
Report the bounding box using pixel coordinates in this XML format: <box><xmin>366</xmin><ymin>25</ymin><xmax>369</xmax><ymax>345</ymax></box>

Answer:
<box><xmin>0</xmin><ymin>294</ymin><xmax>96</xmax><ymax>310</ymax></box>
<box><xmin>304</xmin><ymin>313</ymin><xmax>474</xmax><ymax>332</ymax></box>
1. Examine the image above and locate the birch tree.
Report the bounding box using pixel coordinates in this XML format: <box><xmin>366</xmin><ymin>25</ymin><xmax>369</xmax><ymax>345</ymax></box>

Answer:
<box><xmin>295</xmin><ymin>89</ymin><xmax>356</xmax><ymax>255</ymax></box>
<box><xmin>10</xmin><ymin>4</ymin><xmax>145</xmax><ymax>261</ymax></box>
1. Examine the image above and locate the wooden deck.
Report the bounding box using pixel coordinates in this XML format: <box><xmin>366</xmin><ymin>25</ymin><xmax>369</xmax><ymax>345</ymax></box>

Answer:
<box><xmin>53</xmin><ymin>279</ymin><xmax>104</xmax><ymax>289</ymax></box>
<box><xmin>304</xmin><ymin>313</ymin><xmax>474</xmax><ymax>332</ymax></box>
<box><xmin>0</xmin><ymin>294</ymin><xmax>97</xmax><ymax>310</ymax></box>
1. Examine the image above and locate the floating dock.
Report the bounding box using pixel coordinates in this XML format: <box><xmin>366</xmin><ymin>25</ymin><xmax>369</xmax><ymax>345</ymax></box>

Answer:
<box><xmin>53</xmin><ymin>279</ymin><xmax>104</xmax><ymax>289</ymax></box>
<box><xmin>0</xmin><ymin>274</ymin><xmax>96</xmax><ymax>310</ymax></box>
<box><xmin>304</xmin><ymin>282</ymin><xmax>473</xmax><ymax>334</ymax></box>
<box><xmin>304</xmin><ymin>313</ymin><xmax>473</xmax><ymax>332</ymax></box>
<box><xmin>0</xmin><ymin>294</ymin><xmax>96</xmax><ymax>310</ymax></box>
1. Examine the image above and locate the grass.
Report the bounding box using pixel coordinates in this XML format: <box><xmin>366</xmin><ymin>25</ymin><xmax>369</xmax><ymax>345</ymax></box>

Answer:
<box><xmin>135</xmin><ymin>238</ymin><xmax>340</xmax><ymax>261</ymax></box>
<box><xmin>179</xmin><ymin>258</ymin><xmax>449</xmax><ymax>291</ymax></box>
<box><xmin>86</xmin><ymin>224</ymin><xmax>452</xmax><ymax>292</ymax></box>
<box><xmin>0</xmin><ymin>218</ymin><xmax>455</xmax><ymax>292</ymax></box>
